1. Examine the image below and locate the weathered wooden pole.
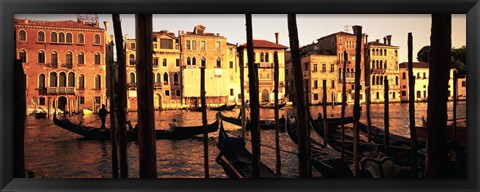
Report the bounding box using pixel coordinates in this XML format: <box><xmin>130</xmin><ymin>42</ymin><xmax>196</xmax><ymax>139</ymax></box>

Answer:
<box><xmin>352</xmin><ymin>25</ymin><xmax>362</xmax><ymax>177</ymax></box>
<box><xmin>384</xmin><ymin>78</ymin><xmax>390</xmax><ymax>154</ymax></box>
<box><xmin>452</xmin><ymin>70</ymin><xmax>457</xmax><ymax>140</ymax></box>
<box><xmin>288</xmin><ymin>13</ymin><xmax>311</xmax><ymax>178</ymax></box>
<box><xmin>108</xmin><ymin>45</ymin><xmax>119</xmax><ymax>178</ymax></box>
<box><xmin>340</xmin><ymin>51</ymin><xmax>348</xmax><ymax>160</ymax></box>
<box><xmin>364</xmin><ymin>49</ymin><xmax>372</xmax><ymax>143</ymax></box>
<box><xmin>246</xmin><ymin>14</ymin><xmax>261</xmax><ymax>178</ymax></box>
<box><xmin>274</xmin><ymin>51</ymin><xmax>281</xmax><ymax>175</ymax></box>
<box><xmin>238</xmin><ymin>47</ymin><xmax>246</xmax><ymax>138</ymax></box>
<box><xmin>407</xmin><ymin>32</ymin><xmax>418</xmax><ymax>177</ymax></box>
<box><xmin>426</xmin><ymin>14</ymin><xmax>451</xmax><ymax>178</ymax></box>
<box><xmin>112</xmin><ymin>14</ymin><xmax>129</xmax><ymax>178</ymax></box>
<box><xmin>136</xmin><ymin>13</ymin><xmax>157</xmax><ymax>178</ymax></box>
<box><xmin>14</xmin><ymin>59</ymin><xmax>26</xmax><ymax>178</ymax></box>
<box><xmin>322</xmin><ymin>80</ymin><xmax>328</xmax><ymax>147</ymax></box>
<box><xmin>201</xmin><ymin>67</ymin><xmax>209</xmax><ymax>178</ymax></box>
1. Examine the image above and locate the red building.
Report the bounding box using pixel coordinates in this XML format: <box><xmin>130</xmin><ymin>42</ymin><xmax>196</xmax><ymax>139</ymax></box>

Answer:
<box><xmin>14</xmin><ymin>17</ymin><xmax>110</xmax><ymax>115</ymax></box>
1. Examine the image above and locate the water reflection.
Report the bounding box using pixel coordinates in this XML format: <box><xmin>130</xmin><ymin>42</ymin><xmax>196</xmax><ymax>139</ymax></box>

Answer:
<box><xmin>25</xmin><ymin>101</ymin><xmax>466</xmax><ymax>178</ymax></box>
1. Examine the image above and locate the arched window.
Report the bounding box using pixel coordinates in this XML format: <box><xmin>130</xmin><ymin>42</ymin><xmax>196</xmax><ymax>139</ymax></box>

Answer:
<box><xmin>78</xmin><ymin>33</ymin><xmax>85</xmax><ymax>44</ymax></box>
<box><xmin>66</xmin><ymin>33</ymin><xmax>73</xmax><ymax>43</ymax></box>
<box><xmin>51</xmin><ymin>51</ymin><xmax>58</xmax><ymax>65</ymax></box>
<box><xmin>376</xmin><ymin>76</ymin><xmax>380</xmax><ymax>85</ymax></box>
<box><xmin>19</xmin><ymin>50</ymin><xmax>27</xmax><ymax>63</ymax></box>
<box><xmin>59</xmin><ymin>32</ymin><xmax>65</xmax><ymax>43</ymax></box>
<box><xmin>371</xmin><ymin>60</ymin><xmax>375</xmax><ymax>69</ymax></box>
<box><xmin>19</xmin><ymin>30</ymin><xmax>26</xmax><ymax>41</ymax></box>
<box><xmin>129</xmin><ymin>72</ymin><xmax>136</xmax><ymax>84</ymax></box>
<box><xmin>375</xmin><ymin>49</ymin><xmax>379</xmax><ymax>56</ymax></box>
<box><xmin>66</xmin><ymin>51</ymin><xmax>73</xmax><ymax>65</ymax></box>
<box><xmin>94</xmin><ymin>52</ymin><xmax>101</xmax><ymax>65</ymax></box>
<box><xmin>192</xmin><ymin>57</ymin><xmax>196</xmax><ymax>65</ymax></box>
<box><xmin>37</xmin><ymin>31</ymin><xmax>45</xmax><ymax>42</ymax></box>
<box><xmin>94</xmin><ymin>34</ymin><xmax>101</xmax><ymax>45</ymax></box>
<box><xmin>216</xmin><ymin>57</ymin><xmax>221</xmax><ymax>68</ymax></box>
<box><xmin>59</xmin><ymin>72</ymin><xmax>67</xmax><ymax>87</ymax></box>
<box><xmin>38</xmin><ymin>74</ymin><xmax>46</xmax><ymax>89</ymax></box>
<box><xmin>260</xmin><ymin>53</ymin><xmax>264</xmax><ymax>62</ymax></box>
<box><xmin>37</xmin><ymin>50</ymin><xmax>45</xmax><ymax>63</ymax></box>
<box><xmin>395</xmin><ymin>76</ymin><xmax>399</xmax><ymax>85</ymax></box>
<box><xmin>187</xmin><ymin>57</ymin><xmax>191</xmax><ymax>65</ymax></box>
<box><xmin>78</xmin><ymin>52</ymin><xmax>84</xmax><ymax>64</ymax></box>
<box><xmin>51</xmin><ymin>32</ymin><xmax>57</xmax><ymax>43</ymax></box>
<box><xmin>384</xmin><ymin>60</ymin><xmax>387</xmax><ymax>69</ymax></box>
<box><xmin>163</xmin><ymin>73</ymin><xmax>169</xmax><ymax>85</ymax></box>
<box><xmin>380</xmin><ymin>76</ymin><xmax>384</xmax><ymax>85</ymax></box>
<box><xmin>68</xmin><ymin>72</ymin><xmax>75</xmax><ymax>87</ymax></box>
<box><xmin>379</xmin><ymin>60</ymin><xmax>383</xmax><ymax>69</ymax></box>
<box><xmin>129</xmin><ymin>54</ymin><xmax>135</xmax><ymax>66</ymax></box>
<box><xmin>78</xmin><ymin>74</ymin><xmax>85</xmax><ymax>89</ymax></box>
<box><xmin>174</xmin><ymin>73</ymin><xmax>179</xmax><ymax>85</ymax></box>
<box><xmin>265</xmin><ymin>52</ymin><xmax>269</xmax><ymax>62</ymax></box>
<box><xmin>201</xmin><ymin>57</ymin><xmax>206</xmax><ymax>67</ymax></box>
<box><xmin>49</xmin><ymin>72</ymin><xmax>57</xmax><ymax>87</ymax></box>
<box><xmin>95</xmin><ymin>75</ymin><xmax>101</xmax><ymax>89</ymax></box>
<box><xmin>376</xmin><ymin>92</ymin><xmax>379</xmax><ymax>99</ymax></box>
<box><xmin>372</xmin><ymin>76</ymin><xmax>375</xmax><ymax>85</ymax></box>
<box><xmin>156</xmin><ymin>73</ymin><xmax>161</xmax><ymax>83</ymax></box>
<box><xmin>384</xmin><ymin>49</ymin><xmax>387</xmax><ymax>56</ymax></box>
<box><xmin>376</xmin><ymin>60</ymin><xmax>379</xmax><ymax>69</ymax></box>
<box><xmin>372</xmin><ymin>49</ymin><xmax>375</xmax><ymax>55</ymax></box>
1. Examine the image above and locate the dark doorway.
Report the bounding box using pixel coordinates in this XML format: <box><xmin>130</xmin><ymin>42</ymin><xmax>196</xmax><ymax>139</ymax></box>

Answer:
<box><xmin>57</xmin><ymin>96</ymin><xmax>67</xmax><ymax>112</ymax></box>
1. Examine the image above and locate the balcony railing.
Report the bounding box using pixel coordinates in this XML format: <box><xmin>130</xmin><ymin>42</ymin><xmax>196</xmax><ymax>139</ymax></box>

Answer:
<box><xmin>46</xmin><ymin>87</ymin><xmax>75</xmax><ymax>94</ymax></box>
<box><xmin>38</xmin><ymin>88</ymin><xmax>47</xmax><ymax>95</ymax></box>
<box><xmin>154</xmin><ymin>82</ymin><xmax>163</xmax><ymax>89</ymax></box>
<box><xmin>61</xmin><ymin>63</ymin><xmax>73</xmax><ymax>69</ymax></box>
<box><xmin>44</xmin><ymin>63</ymin><xmax>58</xmax><ymax>68</ymax></box>
<box><xmin>259</xmin><ymin>62</ymin><xmax>273</xmax><ymax>68</ymax></box>
<box><xmin>127</xmin><ymin>83</ymin><xmax>136</xmax><ymax>90</ymax></box>
<box><xmin>371</xmin><ymin>69</ymin><xmax>386</xmax><ymax>74</ymax></box>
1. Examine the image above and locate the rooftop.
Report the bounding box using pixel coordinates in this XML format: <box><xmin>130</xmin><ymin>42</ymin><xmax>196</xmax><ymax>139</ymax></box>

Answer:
<box><xmin>399</xmin><ymin>62</ymin><xmax>429</xmax><ymax>68</ymax></box>
<box><xmin>14</xmin><ymin>19</ymin><xmax>104</xmax><ymax>30</ymax></box>
<box><xmin>239</xmin><ymin>39</ymin><xmax>288</xmax><ymax>49</ymax></box>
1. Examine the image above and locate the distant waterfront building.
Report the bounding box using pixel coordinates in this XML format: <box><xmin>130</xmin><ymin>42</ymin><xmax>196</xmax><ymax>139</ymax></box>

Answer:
<box><xmin>364</xmin><ymin>36</ymin><xmax>401</xmax><ymax>103</ymax></box>
<box><xmin>398</xmin><ymin>62</ymin><xmax>465</xmax><ymax>102</ymax></box>
<box><xmin>238</xmin><ymin>34</ymin><xmax>288</xmax><ymax>103</ymax></box>
<box><xmin>15</xmin><ymin>17</ymin><xmax>111</xmax><ymax>114</ymax></box>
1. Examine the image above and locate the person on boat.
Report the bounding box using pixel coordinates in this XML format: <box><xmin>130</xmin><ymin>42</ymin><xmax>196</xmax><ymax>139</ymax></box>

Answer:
<box><xmin>317</xmin><ymin>112</ymin><xmax>324</xmax><ymax>122</ymax></box>
<box><xmin>98</xmin><ymin>104</ymin><xmax>109</xmax><ymax>130</ymax></box>
<box><xmin>169</xmin><ymin>119</ymin><xmax>177</xmax><ymax>131</ymax></box>
<box><xmin>279</xmin><ymin>115</ymin><xmax>286</xmax><ymax>125</ymax></box>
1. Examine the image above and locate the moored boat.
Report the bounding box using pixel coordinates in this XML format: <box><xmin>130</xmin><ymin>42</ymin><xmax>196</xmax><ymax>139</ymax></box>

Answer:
<box><xmin>259</xmin><ymin>102</ymin><xmax>287</xmax><ymax>109</ymax></box>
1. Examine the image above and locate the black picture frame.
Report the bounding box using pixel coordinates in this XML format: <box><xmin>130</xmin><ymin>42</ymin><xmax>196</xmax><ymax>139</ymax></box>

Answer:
<box><xmin>1</xmin><ymin>0</ymin><xmax>478</xmax><ymax>191</ymax></box>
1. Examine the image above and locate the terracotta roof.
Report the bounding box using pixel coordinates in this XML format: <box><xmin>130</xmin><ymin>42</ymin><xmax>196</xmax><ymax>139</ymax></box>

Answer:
<box><xmin>366</xmin><ymin>41</ymin><xmax>399</xmax><ymax>47</ymax></box>
<box><xmin>317</xmin><ymin>31</ymin><xmax>355</xmax><ymax>41</ymax></box>
<box><xmin>153</xmin><ymin>30</ymin><xmax>176</xmax><ymax>39</ymax></box>
<box><xmin>185</xmin><ymin>32</ymin><xmax>219</xmax><ymax>37</ymax></box>
<box><xmin>227</xmin><ymin>42</ymin><xmax>237</xmax><ymax>46</ymax></box>
<box><xmin>14</xmin><ymin>19</ymin><xmax>104</xmax><ymax>30</ymax></box>
<box><xmin>399</xmin><ymin>62</ymin><xmax>429</xmax><ymax>68</ymax></box>
<box><xmin>239</xmin><ymin>39</ymin><xmax>288</xmax><ymax>49</ymax></box>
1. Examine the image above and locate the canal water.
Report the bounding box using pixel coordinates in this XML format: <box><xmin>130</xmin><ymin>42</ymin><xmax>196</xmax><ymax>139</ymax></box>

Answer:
<box><xmin>25</xmin><ymin>101</ymin><xmax>466</xmax><ymax>178</ymax></box>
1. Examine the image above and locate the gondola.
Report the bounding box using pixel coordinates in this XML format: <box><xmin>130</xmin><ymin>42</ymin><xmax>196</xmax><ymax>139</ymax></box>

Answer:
<box><xmin>218</xmin><ymin>112</ymin><xmax>286</xmax><ymax>131</ymax></box>
<box><xmin>53</xmin><ymin>113</ymin><xmax>219</xmax><ymax>141</ymax></box>
<box><xmin>259</xmin><ymin>102</ymin><xmax>287</xmax><ymax>109</ymax></box>
<box><xmin>215</xmin><ymin>121</ymin><xmax>277</xmax><ymax>178</ymax></box>
<box><xmin>210</xmin><ymin>104</ymin><xmax>236</xmax><ymax>111</ymax></box>
<box><xmin>34</xmin><ymin>112</ymin><xmax>47</xmax><ymax>119</ymax></box>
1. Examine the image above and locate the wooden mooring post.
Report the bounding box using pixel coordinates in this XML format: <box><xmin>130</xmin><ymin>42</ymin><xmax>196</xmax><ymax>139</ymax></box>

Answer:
<box><xmin>322</xmin><ymin>80</ymin><xmax>328</xmax><ymax>147</ymax></box>
<box><xmin>407</xmin><ymin>32</ymin><xmax>418</xmax><ymax>177</ymax></box>
<box><xmin>136</xmin><ymin>13</ymin><xmax>157</xmax><ymax>178</ymax></box>
<box><xmin>274</xmin><ymin>51</ymin><xmax>281</xmax><ymax>175</ymax></box>
<box><xmin>453</xmin><ymin>70</ymin><xmax>457</xmax><ymax>140</ymax></box>
<box><xmin>288</xmin><ymin>13</ymin><xmax>311</xmax><ymax>178</ymax></box>
<box><xmin>384</xmin><ymin>78</ymin><xmax>389</xmax><ymax>154</ymax></box>
<box><xmin>238</xmin><ymin>47</ymin><xmax>246</xmax><ymax>139</ymax></box>
<box><xmin>352</xmin><ymin>25</ymin><xmax>362</xmax><ymax>177</ymax></box>
<box><xmin>246</xmin><ymin>14</ymin><xmax>261</xmax><ymax>178</ymax></box>
<box><xmin>14</xmin><ymin>59</ymin><xmax>26</xmax><ymax>178</ymax></box>
<box><xmin>201</xmin><ymin>67</ymin><xmax>209</xmax><ymax>178</ymax></box>
<box><xmin>340</xmin><ymin>51</ymin><xmax>347</xmax><ymax>160</ymax></box>
<box><xmin>108</xmin><ymin>45</ymin><xmax>119</xmax><ymax>178</ymax></box>
<box><xmin>112</xmin><ymin>14</ymin><xmax>129</xmax><ymax>178</ymax></box>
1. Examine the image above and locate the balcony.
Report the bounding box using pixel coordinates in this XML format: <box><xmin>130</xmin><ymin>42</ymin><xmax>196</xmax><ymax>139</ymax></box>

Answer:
<box><xmin>38</xmin><ymin>88</ymin><xmax>47</xmax><ymax>95</ymax></box>
<box><xmin>259</xmin><ymin>62</ymin><xmax>273</xmax><ymax>68</ymax></box>
<box><xmin>371</xmin><ymin>69</ymin><xmax>386</xmax><ymax>74</ymax></box>
<box><xmin>61</xmin><ymin>63</ymin><xmax>73</xmax><ymax>69</ymax></box>
<box><xmin>154</xmin><ymin>82</ymin><xmax>163</xmax><ymax>89</ymax></box>
<box><xmin>46</xmin><ymin>87</ymin><xmax>75</xmax><ymax>94</ymax></box>
<box><xmin>44</xmin><ymin>63</ymin><xmax>58</xmax><ymax>68</ymax></box>
<box><xmin>127</xmin><ymin>83</ymin><xmax>136</xmax><ymax>90</ymax></box>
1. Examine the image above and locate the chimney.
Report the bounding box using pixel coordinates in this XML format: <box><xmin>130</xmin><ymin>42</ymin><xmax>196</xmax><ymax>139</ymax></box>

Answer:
<box><xmin>364</xmin><ymin>34</ymin><xmax>368</xmax><ymax>44</ymax></box>
<box><xmin>275</xmin><ymin>32</ymin><xmax>279</xmax><ymax>44</ymax></box>
<box><xmin>103</xmin><ymin>21</ymin><xmax>109</xmax><ymax>32</ymax></box>
<box><xmin>216</xmin><ymin>33</ymin><xmax>220</xmax><ymax>36</ymax></box>
<box><xmin>383</xmin><ymin>37</ymin><xmax>387</xmax><ymax>44</ymax></box>
<box><xmin>386</xmin><ymin>35</ymin><xmax>392</xmax><ymax>45</ymax></box>
<box><xmin>376</xmin><ymin>39</ymin><xmax>379</xmax><ymax>43</ymax></box>
<box><xmin>24</xmin><ymin>19</ymin><xmax>29</xmax><ymax>24</ymax></box>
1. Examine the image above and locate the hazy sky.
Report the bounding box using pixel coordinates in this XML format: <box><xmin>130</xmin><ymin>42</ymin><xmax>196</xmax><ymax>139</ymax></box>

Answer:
<box><xmin>16</xmin><ymin>14</ymin><xmax>466</xmax><ymax>62</ymax></box>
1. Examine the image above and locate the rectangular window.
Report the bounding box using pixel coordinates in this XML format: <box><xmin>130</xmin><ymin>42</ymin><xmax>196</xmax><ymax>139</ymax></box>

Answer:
<box><xmin>80</xmin><ymin>96</ymin><xmax>85</xmax><ymax>104</ymax></box>
<box><xmin>176</xmin><ymin>59</ymin><xmax>180</xmax><ymax>67</ymax></box>
<box><xmin>230</xmin><ymin>89</ymin><xmax>234</xmax><ymax>96</ymax></box>
<box><xmin>424</xmin><ymin>91</ymin><xmax>427</xmax><ymax>98</ymax></box>
<box><xmin>200</xmin><ymin>41</ymin><xmax>206</xmax><ymax>50</ymax></box>
<box><xmin>160</xmin><ymin>39</ymin><xmax>173</xmax><ymax>49</ymax></box>
<box><xmin>417</xmin><ymin>91</ymin><xmax>421</xmax><ymax>99</ymax></box>
<box><xmin>314</xmin><ymin>80</ymin><xmax>318</xmax><ymax>89</ymax></box>
<box><xmin>313</xmin><ymin>64</ymin><xmax>317</xmax><ymax>72</ymax></box>
<box><xmin>313</xmin><ymin>93</ymin><xmax>319</xmax><ymax>100</ymax></box>
<box><xmin>38</xmin><ymin>97</ymin><xmax>46</xmax><ymax>106</ymax></box>
<box><xmin>176</xmin><ymin>90</ymin><xmax>181</xmax><ymax>96</ymax></box>
<box><xmin>393</xmin><ymin>92</ymin><xmax>396</xmax><ymax>99</ymax></box>
<box><xmin>304</xmin><ymin>63</ymin><xmax>309</xmax><ymax>71</ymax></box>
<box><xmin>401</xmin><ymin>91</ymin><xmax>406</xmax><ymax>96</ymax></box>
<box><xmin>131</xmin><ymin>43</ymin><xmax>136</xmax><ymax>50</ymax></box>
<box><xmin>331</xmin><ymin>80</ymin><xmax>335</xmax><ymax>89</ymax></box>
<box><xmin>229</xmin><ymin>61</ymin><xmax>234</xmax><ymax>69</ymax></box>
<box><xmin>216</xmin><ymin>41</ymin><xmax>221</xmax><ymax>51</ymax></box>
<box><xmin>162</xmin><ymin>58</ymin><xmax>167</xmax><ymax>66</ymax></box>
<box><xmin>330</xmin><ymin>64</ymin><xmax>335</xmax><ymax>72</ymax></box>
<box><xmin>322</xmin><ymin>64</ymin><xmax>326</xmax><ymax>72</ymax></box>
<box><xmin>423</xmin><ymin>72</ymin><xmax>426</xmax><ymax>79</ymax></box>
<box><xmin>153</xmin><ymin>58</ymin><xmax>159</xmax><ymax>67</ymax></box>
<box><xmin>402</xmin><ymin>72</ymin><xmax>406</xmax><ymax>79</ymax></box>
<box><xmin>186</xmin><ymin>40</ymin><xmax>191</xmax><ymax>50</ymax></box>
<box><xmin>165</xmin><ymin>90</ymin><xmax>170</xmax><ymax>96</ymax></box>
<box><xmin>192</xmin><ymin>40</ymin><xmax>196</xmax><ymax>50</ymax></box>
<box><xmin>462</xmin><ymin>81</ymin><xmax>466</xmax><ymax>87</ymax></box>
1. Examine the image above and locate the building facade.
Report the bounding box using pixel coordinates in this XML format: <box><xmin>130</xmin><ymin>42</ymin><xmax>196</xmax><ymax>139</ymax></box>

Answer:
<box><xmin>15</xmin><ymin>17</ymin><xmax>110</xmax><ymax>114</ymax></box>
<box><xmin>399</xmin><ymin>62</ymin><xmax>465</xmax><ymax>102</ymax></box>
<box><xmin>365</xmin><ymin>36</ymin><xmax>401</xmax><ymax>103</ymax></box>
<box><xmin>238</xmin><ymin>37</ymin><xmax>288</xmax><ymax>104</ymax></box>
